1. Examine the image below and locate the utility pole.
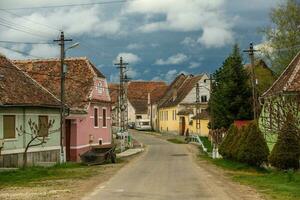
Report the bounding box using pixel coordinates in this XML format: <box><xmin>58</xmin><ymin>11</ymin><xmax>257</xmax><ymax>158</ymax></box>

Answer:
<box><xmin>54</xmin><ymin>31</ymin><xmax>72</xmax><ymax>163</ymax></box>
<box><xmin>207</xmin><ymin>74</ymin><xmax>214</xmax><ymax>130</ymax></box>
<box><xmin>114</xmin><ymin>57</ymin><xmax>129</xmax><ymax>133</ymax></box>
<box><xmin>195</xmin><ymin>83</ymin><xmax>201</xmax><ymax>135</ymax></box>
<box><xmin>243</xmin><ymin>42</ymin><xmax>259</xmax><ymax>120</ymax></box>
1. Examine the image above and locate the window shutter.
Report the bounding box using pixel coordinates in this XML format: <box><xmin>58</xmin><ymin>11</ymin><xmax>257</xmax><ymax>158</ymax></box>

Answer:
<box><xmin>3</xmin><ymin>115</ymin><xmax>15</xmax><ymax>139</ymax></box>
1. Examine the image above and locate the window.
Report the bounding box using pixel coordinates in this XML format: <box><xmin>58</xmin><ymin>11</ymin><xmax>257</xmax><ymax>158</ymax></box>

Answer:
<box><xmin>94</xmin><ymin>107</ymin><xmax>99</xmax><ymax>127</ymax></box>
<box><xmin>38</xmin><ymin>116</ymin><xmax>49</xmax><ymax>137</ymax></box>
<box><xmin>136</xmin><ymin>115</ymin><xmax>142</xmax><ymax>119</ymax></box>
<box><xmin>103</xmin><ymin>108</ymin><xmax>107</xmax><ymax>127</ymax></box>
<box><xmin>201</xmin><ymin>95</ymin><xmax>208</xmax><ymax>102</ymax></box>
<box><xmin>96</xmin><ymin>82</ymin><xmax>103</xmax><ymax>95</ymax></box>
<box><xmin>3</xmin><ymin>115</ymin><xmax>15</xmax><ymax>139</ymax></box>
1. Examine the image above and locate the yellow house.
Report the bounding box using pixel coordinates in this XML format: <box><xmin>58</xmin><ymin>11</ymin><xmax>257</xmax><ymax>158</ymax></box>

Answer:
<box><xmin>157</xmin><ymin>73</ymin><xmax>211</xmax><ymax>136</ymax></box>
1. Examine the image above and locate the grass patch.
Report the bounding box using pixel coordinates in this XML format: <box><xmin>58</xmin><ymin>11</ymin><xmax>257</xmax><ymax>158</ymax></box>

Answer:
<box><xmin>0</xmin><ymin>162</ymin><xmax>120</xmax><ymax>188</ymax></box>
<box><xmin>167</xmin><ymin>138</ymin><xmax>186</xmax><ymax>144</ymax></box>
<box><xmin>199</xmin><ymin>154</ymin><xmax>300</xmax><ymax>200</ymax></box>
<box><xmin>199</xmin><ymin>136</ymin><xmax>213</xmax><ymax>152</ymax></box>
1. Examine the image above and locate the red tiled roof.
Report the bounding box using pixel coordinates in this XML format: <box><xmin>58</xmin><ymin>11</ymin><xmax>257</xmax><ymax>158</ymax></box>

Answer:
<box><xmin>262</xmin><ymin>51</ymin><xmax>300</xmax><ymax>97</ymax></box>
<box><xmin>159</xmin><ymin>74</ymin><xmax>203</xmax><ymax>108</ymax></box>
<box><xmin>128</xmin><ymin>81</ymin><xmax>167</xmax><ymax>114</ymax></box>
<box><xmin>109</xmin><ymin>81</ymin><xmax>167</xmax><ymax>113</ymax></box>
<box><xmin>150</xmin><ymin>84</ymin><xmax>168</xmax><ymax>104</ymax></box>
<box><xmin>13</xmin><ymin>57</ymin><xmax>105</xmax><ymax>112</ymax></box>
<box><xmin>0</xmin><ymin>54</ymin><xmax>60</xmax><ymax>107</ymax></box>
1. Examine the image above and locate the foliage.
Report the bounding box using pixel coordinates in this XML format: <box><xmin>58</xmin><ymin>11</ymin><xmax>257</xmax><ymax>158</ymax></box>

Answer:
<box><xmin>208</xmin><ymin>44</ymin><xmax>252</xmax><ymax>129</ymax></box>
<box><xmin>218</xmin><ymin>124</ymin><xmax>238</xmax><ymax>159</ymax></box>
<box><xmin>237</xmin><ymin>122</ymin><xmax>269</xmax><ymax>167</ymax></box>
<box><xmin>269</xmin><ymin>113</ymin><xmax>300</xmax><ymax>170</ymax></box>
<box><xmin>199</xmin><ymin>136</ymin><xmax>213</xmax><ymax>153</ymax></box>
<box><xmin>260</xmin><ymin>0</ymin><xmax>300</xmax><ymax>74</ymax></box>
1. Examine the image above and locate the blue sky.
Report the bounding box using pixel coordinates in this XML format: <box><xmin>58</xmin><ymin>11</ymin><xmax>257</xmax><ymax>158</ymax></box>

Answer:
<box><xmin>0</xmin><ymin>0</ymin><xmax>282</xmax><ymax>82</ymax></box>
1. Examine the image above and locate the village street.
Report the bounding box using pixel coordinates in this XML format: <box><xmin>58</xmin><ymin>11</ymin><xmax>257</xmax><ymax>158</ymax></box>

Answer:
<box><xmin>82</xmin><ymin>130</ymin><xmax>261</xmax><ymax>200</ymax></box>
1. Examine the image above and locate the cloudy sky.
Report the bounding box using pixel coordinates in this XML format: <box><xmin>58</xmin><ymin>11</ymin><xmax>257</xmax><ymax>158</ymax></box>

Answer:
<box><xmin>0</xmin><ymin>0</ymin><xmax>282</xmax><ymax>82</ymax></box>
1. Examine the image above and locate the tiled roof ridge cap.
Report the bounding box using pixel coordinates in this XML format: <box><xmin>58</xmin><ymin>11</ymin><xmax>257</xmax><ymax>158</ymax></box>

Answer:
<box><xmin>12</xmin><ymin>56</ymin><xmax>88</xmax><ymax>63</ymax></box>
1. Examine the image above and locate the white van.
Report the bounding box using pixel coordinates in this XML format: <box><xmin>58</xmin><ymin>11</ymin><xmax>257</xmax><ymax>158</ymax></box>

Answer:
<box><xmin>135</xmin><ymin>119</ymin><xmax>151</xmax><ymax>131</ymax></box>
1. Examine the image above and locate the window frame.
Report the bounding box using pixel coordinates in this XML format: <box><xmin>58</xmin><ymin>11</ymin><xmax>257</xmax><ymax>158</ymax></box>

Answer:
<box><xmin>38</xmin><ymin>115</ymin><xmax>49</xmax><ymax>137</ymax></box>
<box><xmin>201</xmin><ymin>95</ymin><xmax>208</xmax><ymax>103</ymax></box>
<box><xmin>3</xmin><ymin>115</ymin><xmax>16</xmax><ymax>140</ymax></box>
<box><xmin>96</xmin><ymin>82</ymin><xmax>103</xmax><ymax>95</ymax></box>
<box><xmin>102</xmin><ymin>107</ymin><xmax>107</xmax><ymax>128</ymax></box>
<box><xmin>94</xmin><ymin>107</ymin><xmax>99</xmax><ymax>128</ymax></box>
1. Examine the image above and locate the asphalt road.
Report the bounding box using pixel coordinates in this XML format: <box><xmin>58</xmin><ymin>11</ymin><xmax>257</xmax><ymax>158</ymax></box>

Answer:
<box><xmin>82</xmin><ymin>131</ymin><xmax>260</xmax><ymax>200</ymax></box>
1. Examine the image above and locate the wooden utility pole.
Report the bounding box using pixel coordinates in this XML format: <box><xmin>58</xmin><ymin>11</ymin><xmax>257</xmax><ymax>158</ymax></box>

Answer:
<box><xmin>54</xmin><ymin>31</ymin><xmax>72</xmax><ymax>163</ymax></box>
<box><xmin>195</xmin><ymin>83</ymin><xmax>201</xmax><ymax>135</ymax></box>
<box><xmin>115</xmin><ymin>57</ymin><xmax>129</xmax><ymax>132</ymax></box>
<box><xmin>243</xmin><ymin>42</ymin><xmax>259</xmax><ymax>120</ymax></box>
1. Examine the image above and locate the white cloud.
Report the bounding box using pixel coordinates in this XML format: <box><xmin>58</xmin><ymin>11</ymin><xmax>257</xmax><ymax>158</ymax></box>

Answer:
<box><xmin>114</xmin><ymin>52</ymin><xmax>141</xmax><ymax>64</ymax></box>
<box><xmin>155</xmin><ymin>53</ymin><xmax>188</xmax><ymax>65</ymax></box>
<box><xmin>197</xmin><ymin>26</ymin><xmax>233</xmax><ymax>48</ymax></box>
<box><xmin>124</xmin><ymin>0</ymin><xmax>233</xmax><ymax>48</ymax></box>
<box><xmin>127</xmin><ymin>43</ymin><xmax>144</xmax><ymax>50</ymax></box>
<box><xmin>189</xmin><ymin>62</ymin><xmax>201</xmax><ymax>69</ymax></box>
<box><xmin>181</xmin><ymin>37</ymin><xmax>197</xmax><ymax>47</ymax></box>
<box><xmin>29</xmin><ymin>44</ymin><xmax>59</xmax><ymax>58</ymax></box>
<box><xmin>165</xmin><ymin>69</ymin><xmax>178</xmax><ymax>82</ymax></box>
<box><xmin>127</xmin><ymin>67</ymin><xmax>138</xmax><ymax>78</ymax></box>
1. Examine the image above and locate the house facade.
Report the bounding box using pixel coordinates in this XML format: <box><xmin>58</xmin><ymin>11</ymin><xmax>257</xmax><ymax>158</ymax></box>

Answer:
<box><xmin>109</xmin><ymin>81</ymin><xmax>167</xmax><ymax>128</ymax></box>
<box><xmin>14</xmin><ymin>57</ymin><xmax>112</xmax><ymax>162</ymax></box>
<box><xmin>0</xmin><ymin>54</ymin><xmax>61</xmax><ymax>167</ymax></box>
<box><xmin>259</xmin><ymin>52</ymin><xmax>300</xmax><ymax>149</ymax></box>
<box><xmin>158</xmin><ymin>73</ymin><xmax>211</xmax><ymax>136</ymax></box>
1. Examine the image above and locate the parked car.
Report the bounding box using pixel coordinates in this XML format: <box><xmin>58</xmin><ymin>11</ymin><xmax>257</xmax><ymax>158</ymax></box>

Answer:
<box><xmin>128</xmin><ymin>122</ymin><xmax>135</xmax><ymax>129</ymax></box>
<box><xmin>135</xmin><ymin>119</ymin><xmax>151</xmax><ymax>131</ymax></box>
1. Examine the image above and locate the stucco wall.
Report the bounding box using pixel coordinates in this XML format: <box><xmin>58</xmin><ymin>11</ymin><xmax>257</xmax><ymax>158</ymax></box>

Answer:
<box><xmin>0</xmin><ymin>107</ymin><xmax>60</xmax><ymax>155</ymax></box>
<box><xmin>158</xmin><ymin>106</ymin><xmax>179</xmax><ymax>134</ymax></box>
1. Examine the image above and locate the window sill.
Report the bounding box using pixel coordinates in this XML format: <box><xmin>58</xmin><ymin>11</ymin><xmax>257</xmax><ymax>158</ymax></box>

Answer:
<box><xmin>4</xmin><ymin>138</ymin><xmax>17</xmax><ymax>142</ymax></box>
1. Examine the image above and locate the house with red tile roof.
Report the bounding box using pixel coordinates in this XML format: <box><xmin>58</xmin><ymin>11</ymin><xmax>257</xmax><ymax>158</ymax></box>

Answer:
<box><xmin>109</xmin><ymin>81</ymin><xmax>167</xmax><ymax>128</ymax></box>
<box><xmin>0</xmin><ymin>54</ymin><xmax>61</xmax><ymax>167</ymax></box>
<box><xmin>157</xmin><ymin>73</ymin><xmax>211</xmax><ymax>136</ymax></box>
<box><xmin>14</xmin><ymin>57</ymin><xmax>112</xmax><ymax>162</ymax></box>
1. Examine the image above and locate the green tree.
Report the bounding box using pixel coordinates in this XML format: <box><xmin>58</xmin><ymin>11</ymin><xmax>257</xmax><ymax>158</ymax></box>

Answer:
<box><xmin>269</xmin><ymin>113</ymin><xmax>300</xmax><ymax>170</ymax></box>
<box><xmin>261</xmin><ymin>0</ymin><xmax>300</xmax><ymax>74</ymax></box>
<box><xmin>219</xmin><ymin>124</ymin><xmax>238</xmax><ymax>159</ymax></box>
<box><xmin>237</xmin><ymin>122</ymin><xmax>269</xmax><ymax>167</ymax></box>
<box><xmin>209</xmin><ymin>44</ymin><xmax>252</xmax><ymax>129</ymax></box>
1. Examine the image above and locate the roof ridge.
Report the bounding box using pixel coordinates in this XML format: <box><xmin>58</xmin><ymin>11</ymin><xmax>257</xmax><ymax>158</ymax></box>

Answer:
<box><xmin>12</xmin><ymin>56</ymin><xmax>88</xmax><ymax>63</ymax></box>
<box><xmin>262</xmin><ymin>51</ymin><xmax>300</xmax><ymax>97</ymax></box>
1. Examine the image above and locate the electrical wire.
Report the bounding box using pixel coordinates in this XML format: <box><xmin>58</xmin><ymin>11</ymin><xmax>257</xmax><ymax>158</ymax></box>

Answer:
<box><xmin>0</xmin><ymin>40</ymin><xmax>53</xmax><ymax>45</ymax></box>
<box><xmin>0</xmin><ymin>45</ymin><xmax>44</xmax><ymax>58</ymax></box>
<box><xmin>2</xmin><ymin>0</ymin><xmax>136</xmax><ymax>10</ymax></box>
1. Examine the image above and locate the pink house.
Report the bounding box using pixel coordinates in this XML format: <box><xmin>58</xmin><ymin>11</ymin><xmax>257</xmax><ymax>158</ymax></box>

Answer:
<box><xmin>14</xmin><ymin>57</ymin><xmax>112</xmax><ymax>161</ymax></box>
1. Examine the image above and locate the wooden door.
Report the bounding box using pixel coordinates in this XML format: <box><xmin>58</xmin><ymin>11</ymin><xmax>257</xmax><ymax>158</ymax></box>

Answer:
<box><xmin>179</xmin><ymin>117</ymin><xmax>186</xmax><ymax>136</ymax></box>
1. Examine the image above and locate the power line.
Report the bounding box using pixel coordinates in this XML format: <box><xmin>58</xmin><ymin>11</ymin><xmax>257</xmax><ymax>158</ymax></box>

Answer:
<box><xmin>0</xmin><ymin>45</ymin><xmax>43</xmax><ymax>58</ymax></box>
<box><xmin>0</xmin><ymin>21</ymin><xmax>49</xmax><ymax>39</ymax></box>
<box><xmin>0</xmin><ymin>9</ymin><xmax>60</xmax><ymax>32</ymax></box>
<box><xmin>2</xmin><ymin>0</ymin><xmax>136</xmax><ymax>10</ymax></box>
<box><xmin>0</xmin><ymin>40</ymin><xmax>53</xmax><ymax>45</ymax></box>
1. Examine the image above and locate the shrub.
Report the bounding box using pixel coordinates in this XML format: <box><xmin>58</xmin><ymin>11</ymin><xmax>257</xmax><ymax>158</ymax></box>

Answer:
<box><xmin>237</xmin><ymin>122</ymin><xmax>269</xmax><ymax>167</ymax></box>
<box><xmin>269</xmin><ymin>113</ymin><xmax>300</xmax><ymax>170</ymax></box>
<box><xmin>219</xmin><ymin>124</ymin><xmax>238</xmax><ymax>159</ymax></box>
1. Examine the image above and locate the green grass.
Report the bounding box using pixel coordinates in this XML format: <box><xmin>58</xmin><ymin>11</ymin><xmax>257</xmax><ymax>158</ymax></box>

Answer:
<box><xmin>0</xmin><ymin>162</ymin><xmax>119</xmax><ymax>188</ymax></box>
<box><xmin>199</xmin><ymin>154</ymin><xmax>300</xmax><ymax>200</ymax></box>
<box><xmin>167</xmin><ymin>138</ymin><xmax>186</xmax><ymax>144</ymax></box>
<box><xmin>199</xmin><ymin>136</ymin><xmax>213</xmax><ymax>152</ymax></box>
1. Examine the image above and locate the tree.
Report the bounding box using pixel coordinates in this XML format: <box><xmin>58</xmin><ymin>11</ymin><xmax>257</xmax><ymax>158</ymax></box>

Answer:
<box><xmin>16</xmin><ymin>118</ymin><xmax>58</xmax><ymax>168</ymax></box>
<box><xmin>237</xmin><ymin>122</ymin><xmax>269</xmax><ymax>167</ymax></box>
<box><xmin>219</xmin><ymin>124</ymin><xmax>238</xmax><ymax>159</ymax></box>
<box><xmin>269</xmin><ymin>113</ymin><xmax>300</xmax><ymax>170</ymax></box>
<box><xmin>209</xmin><ymin>44</ymin><xmax>253</xmax><ymax>129</ymax></box>
<box><xmin>260</xmin><ymin>0</ymin><xmax>300</xmax><ymax>74</ymax></box>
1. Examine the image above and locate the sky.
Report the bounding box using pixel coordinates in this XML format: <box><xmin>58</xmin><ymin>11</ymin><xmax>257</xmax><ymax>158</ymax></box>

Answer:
<box><xmin>0</xmin><ymin>0</ymin><xmax>282</xmax><ymax>83</ymax></box>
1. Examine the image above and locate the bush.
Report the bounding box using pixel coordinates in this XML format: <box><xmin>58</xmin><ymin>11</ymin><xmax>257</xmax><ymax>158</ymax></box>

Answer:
<box><xmin>269</xmin><ymin>113</ymin><xmax>300</xmax><ymax>170</ymax></box>
<box><xmin>237</xmin><ymin>122</ymin><xmax>269</xmax><ymax>167</ymax></box>
<box><xmin>219</xmin><ymin>124</ymin><xmax>238</xmax><ymax>159</ymax></box>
